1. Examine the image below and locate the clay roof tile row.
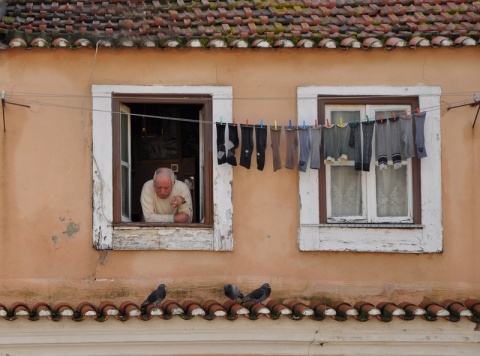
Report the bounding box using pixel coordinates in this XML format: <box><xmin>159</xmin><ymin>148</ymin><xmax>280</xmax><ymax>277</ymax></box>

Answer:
<box><xmin>0</xmin><ymin>298</ymin><xmax>479</xmax><ymax>323</ymax></box>
<box><xmin>0</xmin><ymin>0</ymin><xmax>479</xmax><ymax>50</ymax></box>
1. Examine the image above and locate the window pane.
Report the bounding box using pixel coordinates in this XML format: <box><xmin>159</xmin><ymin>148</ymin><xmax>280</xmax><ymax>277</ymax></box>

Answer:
<box><xmin>121</xmin><ymin>165</ymin><xmax>130</xmax><ymax>218</ymax></box>
<box><xmin>376</xmin><ymin>165</ymin><xmax>408</xmax><ymax>217</ymax></box>
<box><xmin>121</xmin><ymin>111</ymin><xmax>129</xmax><ymax>162</ymax></box>
<box><xmin>330</xmin><ymin>166</ymin><xmax>362</xmax><ymax>217</ymax></box>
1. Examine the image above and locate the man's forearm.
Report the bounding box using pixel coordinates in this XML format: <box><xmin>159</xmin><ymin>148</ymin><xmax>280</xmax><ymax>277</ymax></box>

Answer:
<box><xmin>144</xmin><ymin>213</ymin><xmax>175</xmax><ymax>223</ymax></box>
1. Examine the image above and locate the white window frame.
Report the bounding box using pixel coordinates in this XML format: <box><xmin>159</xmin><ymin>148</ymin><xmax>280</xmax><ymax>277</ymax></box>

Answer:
<box><xmin>325</xmin><ymin>104</ymin><xmax>414</xmax><ymax>224</ymax></box>
<box><xmin>92</xmin><ymin>85</ymin><xmax>234</xmax><ymax>251</ymax></box>
<box><xmin>297</xmin><ymin>86</ymin><xmax>442</xmax><ymax>253</ymax></box>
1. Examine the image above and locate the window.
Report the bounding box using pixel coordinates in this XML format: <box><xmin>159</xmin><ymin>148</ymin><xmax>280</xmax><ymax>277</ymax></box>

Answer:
<box><xmin>297</xmin><ymin>86</ymin><xmax>442</xmax><ymax>253</ymax></box>
<box><xmin>92</xmin><ymin>85</ymin><xmax>234</xmax><ymax>251</ymax></box>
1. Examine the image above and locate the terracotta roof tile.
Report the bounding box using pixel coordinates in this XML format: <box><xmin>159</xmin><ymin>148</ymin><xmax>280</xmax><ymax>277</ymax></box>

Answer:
<box><xmin>0</xmin><ymin>298</ymin><xmax>479</xmax><ymax>323</ymax></box>
<box><xmin>0</xmin><ymin>0</ymin><xmax>479</xmax><ymax>49</ymax></box>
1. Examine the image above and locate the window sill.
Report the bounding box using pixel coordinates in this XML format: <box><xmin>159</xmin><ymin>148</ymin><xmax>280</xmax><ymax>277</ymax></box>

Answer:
<box><xmin>306</xmin><ymin>223</ymin><xmax>424</xmax><ymax>229</ymax></box>
<box><xmin>112</xmin><ymin>225</ymin><xmax>215</xmax><ymax>251</ymax></box>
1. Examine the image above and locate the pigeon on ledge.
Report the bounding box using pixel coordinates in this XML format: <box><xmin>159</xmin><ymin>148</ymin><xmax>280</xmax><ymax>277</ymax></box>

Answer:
<box><xmin>141</xmin><ymin>284</ymin><xmax>167</xmax><ymax>310</ymax></box>
<box><xmin>241</xmin><ymin>283</ymin><xmax>271</xmax><ymax>304</ymax></box>
<box><xmin>224</xmin><ymin>284</ymin><xmax>244</xmax><ymax>301</ymax></box>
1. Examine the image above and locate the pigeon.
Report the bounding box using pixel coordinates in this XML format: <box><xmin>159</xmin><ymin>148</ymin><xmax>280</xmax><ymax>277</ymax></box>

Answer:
<box><xmin>223</xmin><ymin>284</ymin><xmax>244</xmax><ymax>301</ymax></box>
<box><xmin>141</xmin><ymin>283</ymin><xmax>167</xmax><ymax>310</ymax></box>
<box><xmin>241</xmin><ymin>283</ymin><xmax>271</xmax><ymax>304</ymax></box>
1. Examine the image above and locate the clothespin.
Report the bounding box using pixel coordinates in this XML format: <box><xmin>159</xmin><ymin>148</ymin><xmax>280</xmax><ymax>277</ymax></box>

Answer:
<box><xmin>274</xmin><ymin>120</ymin><xmax>277</xmax><ymax>129</ymax></box>
<box><xmin>289</xmin><ymin>120</ymin><xmax>292</xmax><ymax>129</ymax></box>
<box><xmin>366</xmin><ymin>115</ymin><xmax>370</xmax><ymax>123</ymax></box>
<box><xmin>380</xmin><ymin>113</ymin><xmax>384</xmax><ymax>123</ymax></box>
<box><xmin>326</xmin><ymin>118</ymin><xmax>331</xmax><ymax>127</ymax></box>
<box><xmin>353</xmin><ymin>116</ymin><xmax>356</xmax><ymax>125</ymax></box>
<box><xmin>314</xmin><ymin>119</ymin><xmax>318</xmax><ymax>128</ymax></box>
<box><xmin>340</xmin><ymin>117</ymin><xmax>343</xmax><ymax>127</ymax></box>
<box><xmin>392</xmin><ymin>112</ymin><xmax>396</xmax><ymax>121</ymax></box>
<box><xmin>260</xmin><ymin>119</ymin><xmax>264</xmax><ymax>128</ymax></box>
<box><xmin>220</xmin><ymin>116</ymin><xmax>223</xmax><ymax>124</ymax></box>
<box><xmin>233</xmin><ymin>117</ymin><xmax>236</xmax><ymax>126</ymax></box>
<box><xmin>303</xmin><ymin>120</ymin><xmax>306</xmax><ymax>129</ymax></box>
<box><xmin>246</xmin><ymin>118</ymin><xmax>249</xmax><ymax>126</ymax></box>
<box><xmin>404</xmin><ymin>109</ymin><xmax>409</xmax><ymax>119</ymax></box>
<box><xmin>416</xmin><ymin>107</ymin><xmax>421</xmax><ymax>115</ymax></box>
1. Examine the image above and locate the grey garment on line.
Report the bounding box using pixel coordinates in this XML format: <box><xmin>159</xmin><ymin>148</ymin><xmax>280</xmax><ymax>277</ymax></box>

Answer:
<box><xmin>323</xmin><ymin>125</ymin><xmax>337</xmax><ymax>164</ymax></box>
<box><xmin>270</xmin><ymin>127</ymin><xmax>282</xmax><ymax>171</ymax></box>
<box><xmin>414</xmin><ymin>111</ymin><xmax>427</xmax><ymax>158</ymax></box>
<box><xmin>310</xmin><ymin>126</ymin><xmax>322</xmax><ymax>169</ymax></box>
<box><xmin>285</xmin><ymin>128</ymin><xmax>298</xmax><ymax>170</ymax></box>
<box><xmin>336</xmin><ymin>124</ymin><xmax>350</xmax><ymax>163</ymax></box>
<box><xmin>348</xmin><ymin>122</ymin><xmax>362</xmax><ymax>171</ymax></box>
<box><xmin>297</xmin><ymin>127</ymin><xmax>310</xmax><ymax>172</ymax></box>
<box><xmin>390</xmin><ymin>118</ymin><xmax>402</xmax><ymax>169</ymax></box>
<box><xmin>362</xmin><ymin>121</ymin><xmax>375</xmax><ymax>172</ymax></box>
<box><xmin>376</xmin><ymin>119</ymin><xmax>388</xmax><ymax>170</ymax></box>
<box><xmin>400</xmin><ymin>116</ymin><xmax>415</xmax><ymax>159</ymax></box>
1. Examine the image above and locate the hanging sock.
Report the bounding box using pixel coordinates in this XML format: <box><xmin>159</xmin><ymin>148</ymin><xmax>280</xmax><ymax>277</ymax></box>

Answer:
<box><xmin>362</xmin><ymin>121</ymin><xmax>375</xmax><ymax>171</ymax></box>
<box><xmin>226</xmin><ymin>123</ymin><xmax>239</xmax><ymax>166</ymax></box>
<box><xmin>285</xmin><ymin>127</ymin><xmax>298</xmax><ymax>170</ymax></box>
<box><xmin>400</xmin><ymin>115</ymin><xmax>415</xmax><ymax>159</ymax></box>
<box><xmin>414</xmin><ymin>111</ymin><xmax>427</xmax><ymax>158</ymax></box>
<box><xmin>270</xmin><ymin>126</ymin><xmax>282</xmax><ymax>171</ymax></box>
<box><xmin>337</xmin><ymin>124</ymin><xmax>349</xmax><ymax>163</ymax></box>
<box><xmin>323</xmin><ymin>125</ymin><xmax>337</xmax><ymax>165</ymax></box>
<box><xmin>348</xmin><ymin>122</ymin><xmax>362</xmax><ymax>171</ymax></box>
<box><xmin>309</xmin><ymin>126</ymin><xmax>322</xmax><ymax>169</ymax></box>
<box><xmin>297</xmin><ymin>127</ymin><xmax>310</xmax><ymax>172</ymax></box>
<box><xmin>255</xmin><ymin>125</ymin><xmax>268</xmax><ymax>171</ymax></box>
<box><xmin>216</xmin><ymin>123</ymin><xmax>227</xmax><ymax>165</ymax></box>
<box><xmin>389</xmin><ymin>118</ymin><xmax>402</xmax><ymax>169</ymax></box>
<box><xmin>239</xmin><ymin>124</ymin><xmax>254</xmax><ymax>169</ymax></box>
<box><xmin>375</xmin><ymin>119</ymin><xmax>388</xmax><ymax>170</ymax></box>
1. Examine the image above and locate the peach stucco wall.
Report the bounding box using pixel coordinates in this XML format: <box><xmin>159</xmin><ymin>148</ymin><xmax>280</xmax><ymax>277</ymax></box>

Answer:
<box><xmin>0</xmin><ymin>47</ymin><xmax>479</xmax><ymax>304</ymax></box>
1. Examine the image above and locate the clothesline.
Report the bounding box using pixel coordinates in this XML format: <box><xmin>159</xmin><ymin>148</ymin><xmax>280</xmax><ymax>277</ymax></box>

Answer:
<box><xmin>216</xmin><ymin>111</ymin><xmax>428</xmax><ymax>172</ymax></box>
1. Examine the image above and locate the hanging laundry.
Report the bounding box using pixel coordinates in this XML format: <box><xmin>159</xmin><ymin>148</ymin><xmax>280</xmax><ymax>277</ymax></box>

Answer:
<box><xmin>255</xmin><ymin>125</ymin><xmax>268</xmax><ymax>171</ymax></box>
<box><xmin>270</xmin><ymin>126</ymin><xmax>282</xmax><ymax>171</ymax></box>
<box><xmin>285</xmin><ymin>127</ymin><xmax>298</xmax><ymax>170</ymax></box>
<box><xmin>362</xmin><ymin>121</ymin><xmax>375</xmax><ymax>171</ymax></box>
<box><xmin>309</xmin><ymin>126</ymin><xmax>322</xmax><ymax>170</ymax></box>
<box><xmin>216</xmin><ymin>122</ymin><xmax>227</xmax><ymax>165</ymax></box>
<box><xmin>376</xmin><ymin>119</ymin><xmax>388</xmax><ymax>170</ymax></box>
<box><xmin>226</xmin><ymin>123</ymin><xmax>239</xmax><ymax>166</ymax></box>
<box><xmin>414</xmin><ymin>111</ymin><xmax>427</xmax><ymax>158</ymax></box>
<box><xmin>297</xmin><ymin>126</ymin><xmax>310</xmax><ymax>172</ymax></box>
<box><xmin>323</xmin><ymin>125</ymin><xmax>337</xmax><ymax>165</ymax></box>
<box><xmin>400</xmin><ymin>115</ymin><xmax>415</xmax><ymax>159</ymax></box>
<box><xmin>348</xmin><ymin>122</ymin><xmax>362</xmax><ymax>171</ymax></box>
<box><xmin>337</xmin><ymin>124</ymin><xmax>349</xmax><ymax>163</ymax></box>
<box><xmin>239</xmin><ymin>124</ymin><xmax>254</xmax><ymax>169</ymax></box>
<box><xmin>389</xmin><ymin>118</ymin><xmax>402</xmax><ymax>169</ymax></box>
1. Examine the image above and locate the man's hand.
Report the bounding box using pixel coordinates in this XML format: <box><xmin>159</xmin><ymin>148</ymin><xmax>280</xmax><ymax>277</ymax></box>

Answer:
<box><xmin>170</xmin><ymin>195</ymin><xmax>186</xmax><ymax>208</ymax></box>
<box><xmin>173</xmin><ymin>212</ymin><xmax>190</xmax><ymax>223</ymax></box>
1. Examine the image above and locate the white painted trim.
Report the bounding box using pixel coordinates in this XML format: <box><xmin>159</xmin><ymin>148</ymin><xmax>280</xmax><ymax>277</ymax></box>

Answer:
<box><xmin>92</xmin><ymin>85</ymin><xmax>234</xmax><ymax>251</ymax></box>
<box><xmin>297</xmin><ymin>86</ymin><xmax>442</xmax><ymax>253</ymax></box>
<box><xmin>0</xmin><ymin>317</ymin><xmax>478</xmax><ymax>355</ymax></box>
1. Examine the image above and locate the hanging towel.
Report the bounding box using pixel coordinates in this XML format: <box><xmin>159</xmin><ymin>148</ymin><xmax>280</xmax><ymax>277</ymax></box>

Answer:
<box><xmin>323</xmin><ymin>125</ymin><xmax>337</xmax><ymax>165</ymax></box>
<box><xmin>400</xmin><ymin>115</ymin><xmax>415</xmax><ymax>159</ymax></box>
<box><xmin>348</xmin><ymin>122</ymin><xmax>362</xmax><ymax>171</ymax></box>
<box><xmin>337</xmin><ymin>124</ymin><xmax>350</xmax><ymax>163</ymax></box>
<box><xmin>389</xmin><ymin>118</ymin><xmax>402</xmax><ymax>169</ymax></box>
<box><xmin>414</xmin><ymin>111</ymin><xmax>427</xmax><ymax>158</ymax></box>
